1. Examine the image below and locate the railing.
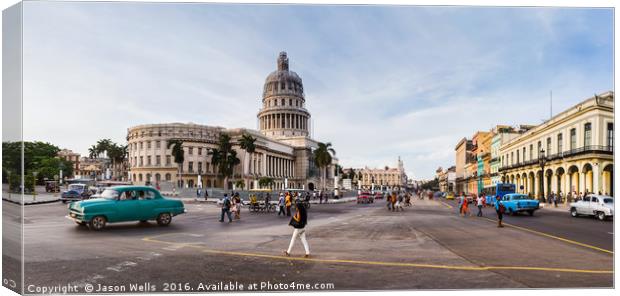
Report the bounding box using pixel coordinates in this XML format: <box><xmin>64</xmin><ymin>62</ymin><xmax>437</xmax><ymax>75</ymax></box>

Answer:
<box><xmin>499</xmin><ymin>146</ymin><xmax>613</xmax><ymax>171</ymax></box>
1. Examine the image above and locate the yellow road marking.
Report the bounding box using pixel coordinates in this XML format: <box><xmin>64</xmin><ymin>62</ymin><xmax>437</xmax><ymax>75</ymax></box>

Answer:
<box><xmin>142</xmin><ymin>234</ymin><xmax>612</xmax><ymax>274</ymax></box>
<box><xmin>480</xmin><ymin>217</ymin><xmax>613</xmax><ymax>254</ymax></box>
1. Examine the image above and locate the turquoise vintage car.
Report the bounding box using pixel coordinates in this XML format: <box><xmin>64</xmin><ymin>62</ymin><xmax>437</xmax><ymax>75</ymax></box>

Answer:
<box><xmin>67</xmin><ymin>185</ymin><xmax>186</xmax><ymax>230</ymax></box>
<box><xmin>501</xmin><ymin>193</ymin><xmax>540</xmax><ymax>216</ymax></box>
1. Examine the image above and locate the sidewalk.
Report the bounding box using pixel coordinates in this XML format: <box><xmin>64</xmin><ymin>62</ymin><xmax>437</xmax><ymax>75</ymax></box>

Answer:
<box><xmin>2</xmin><ymin>192</ymin><xmax>61</xmax><ymax>205</ymax></box>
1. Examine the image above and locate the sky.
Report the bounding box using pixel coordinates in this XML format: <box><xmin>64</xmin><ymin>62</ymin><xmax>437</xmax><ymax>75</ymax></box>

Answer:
<box><xmin>20</xmin><ymin>2</ymin><xmax>613</xmax><ymax>179</ymax></box>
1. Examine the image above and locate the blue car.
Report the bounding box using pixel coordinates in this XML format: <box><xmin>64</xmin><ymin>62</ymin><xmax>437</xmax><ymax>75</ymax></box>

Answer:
<box><xmin>501</xmin><ymin>193</ymin><xmax>540</xmax><ymax>216</ymax></box>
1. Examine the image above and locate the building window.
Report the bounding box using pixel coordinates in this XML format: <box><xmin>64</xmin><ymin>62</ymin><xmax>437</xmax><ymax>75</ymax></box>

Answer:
<box><xmin>139</xmin><ymin>142</ymin><xmax>143</xmax><ymax>150</ymax></box>
<box><xmin>165</xmin><ymin>173</ymin><xmax>171</xmax><ymax>181</ymax></box>
<box><xmin>198</xmin><ymin>162</ymin><xmax>202</xmax><ymax>173</ymax></box>
<box><xmin>156</xmin><ymin>155</ymin><xmax>161</xmax><ymax>166</ymax></box>
<box><xmin>607</xmin><ymin>123</ymin><xmax>613</xmax><ymax>148</ymax></box>
<box><xmin>516</xmin><ymin>150</ymin><xmax>520</xmax><ymax>164</ymax></box>
<box><xmin>511</xmin><ymin>152</ymin><xmax>514</xmax><ymax>165</ymax></box>
<box><xmin>156</xmin><ymin>141</ymin><xmax>160</xmax><ymax>149</ymax></box>
<box><xmin>189</xmin><ymin>161</ymin><xmax>194</xmax><ymax>173</ymax></box>
<box><xmin>147</xmin><ymin>156</ymin><xmax>151</xmax><ymax>166</ymax></box>
<box><xmin>570</xmin><ymin>128</ymin><xmax>577</xmax><ymax>150</ymax></box>
<box><xmin>139</xmin><ymin>156</ymin><xmax>143</xmax><ymax>166</ymax></box>
<box><xmin>189</xmin><ymin>147</ymin><xmax>193</xmax><ymax>155</ymax></box>
<box><xmin>281</xmin><ymin>99</ymin><xmax>285</xmax><ymax>106</ymax></box>
<box><xmin>529</xmin><ymin>144</ymin><xmax>533</xmax><ymax>160</ymax></box>
<box><xmin>537</xmin><ymin>141</ymin><xmax>541</xmax><ymax>158</ymax></box>
<box><xmin>198</xmin><ymin>147</ymin><xmax>202</xmax><ymax>155</ymax></box>
<box><xmin>557</xmin><ymin>133</ymin><xmax>563</xmax><ymax>153</ymax></box>
<box><xmin>522</xmin><ymin>147</ymin><xmax>525</xmax><ymax>162</ymax></box>
<box><xmin>546</xmin><ymin>137</ymin><xmax>552</xmax><ymax>155</ymax></box>
<box><xmin>584</xmin><ymin>123</ymin><xmax>592</xmax><ymax>146</ymax></box>
<box><xmin>289</xmin><ymin>99</ymin><xmax>292</xmax><ymax>106</ymax></box>
<box><xmin>139</xmin><ymin>174</ymin><xmax>143</xmax><ymax>181</ymax></box>
<box><xmin>147</xmin><ymin>141</ymin><xmax>151</xmax><ymax>149</ymax></box>
<box><xmin>155</xmin><ymin>173</ymin><xmax>161</xmax><ymax>182</ymax></box>
<box><xmin>166</xmin><ymin>155</ymin><xmax>171</xmax><ymax>166</ymax></box>
<box><xmin>280</xmin><ymin>81</ymin><xmax>285</xmax><ymax>90</ymax></box>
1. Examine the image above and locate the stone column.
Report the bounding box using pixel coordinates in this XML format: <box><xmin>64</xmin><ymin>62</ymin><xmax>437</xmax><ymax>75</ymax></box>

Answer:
<box><xmin>579</xmin><ymin>171</ymin><xmax>585</xmax><ymax>194</ymax></box>
<box><xmin>593</xmin><ymin>163</ymin><xmax>601</xmax><ymax>194</ymax></box>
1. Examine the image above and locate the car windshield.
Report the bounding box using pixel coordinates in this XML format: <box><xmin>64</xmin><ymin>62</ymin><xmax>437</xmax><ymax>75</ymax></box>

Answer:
<box><xmin>68</xmin><ymin>184</ymin><xmax>84</xmax><ymax>191</ymax></box>
<box><xmin>511</xmin><ymin>195</ymin><xmax>528</xmax><ymax>200</ymax></box>
<box><xmin>603</xmin><ymin>198</ymin><xmax>613</xmax><ymax>204</ymax></box>
<box><xmin>100</xmin><ymin>189</ymin><xmax>120</xmax><ymax>200</ymax></box>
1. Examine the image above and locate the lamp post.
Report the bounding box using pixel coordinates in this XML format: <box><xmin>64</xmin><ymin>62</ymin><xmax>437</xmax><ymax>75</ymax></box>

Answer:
<box><xmin>32</xmin><ymin>171</ymin><xmax>38</xmax><ymax>201</ymax></box>
<box><xmin>538</xmin><ymin>149</ymin><xmax>547</xmax><ymax>202</ymax></box>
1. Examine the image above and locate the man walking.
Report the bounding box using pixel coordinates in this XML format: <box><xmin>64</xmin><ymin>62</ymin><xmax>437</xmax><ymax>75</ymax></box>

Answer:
<box><xmin>219</xmin><ymin>194</ymin><xmax>233</xmax><ymax>223</ymax></box>
<box><xmin>476</xmin><ymin>194</ymin><xmax>484</xmax><ymax>217</ymax></box>
<box><xmin>495</xmin><ymin>195</ymin><xmax>504</xmax><ymax>228</ymax></box>
<box><xmin>285</xmin><ymin>193</ymin><xmax>292</xmax><ymax>216</ymax></box>
<box><xmin>278</xmin><ymin>193</ymin><xmax>286</xmax><ymax>216</ymax></box>
<box><xmin>284</xmin><ymin>200</ymin><xmax>310</xmax><ymax>258</ymax></box>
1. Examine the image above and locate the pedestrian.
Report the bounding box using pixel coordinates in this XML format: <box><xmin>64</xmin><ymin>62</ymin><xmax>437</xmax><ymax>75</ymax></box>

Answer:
<box><xmin>219</xmin><ymin>194</ymin><xmax>233</xmax><ymax>223</ymax></box>
<box><xmin>278</xmin><ymin>193</ymin><xmax>286</xmax><ymax>216</ymax></box>
<box><xmin>196</xmin><ymin>187</ymin><xmax>202</xmax><ymax>199</ymax></box>
<box><xmin>264</xmin><ymin>193</ymin><xmax>271</xmax><ymax>212</ymax></box>
<box><xmin>319</xmin><ymin>191</ymin><xmax>323</xmax><ymax>204</ymax></box>
<box><xmin>233</xmin><ymin>193</ymin><xmax>242</xmax><ymax>220</ymax></box>
<box><xmin>495</xmin><ymin>195</ymin><xmax>505</xmax><ymax>228</ymax></box>
<box><xmin>284</xmin><ymin>199</ymin><xmax>310</xmax><ymax>258</ymax></box>
<box><xmin>386</xmin><ymin>193</ymin><xmax>392</xmax><ymax>211</ymax></box>
<box><xmin>285</xmin><ymin>193</ymin><xmax>292</xmax><ymax>216</ymax></box>
<box><xmin>552</xmin><ymin>192</ymin><xmax>558</xmax><ymax>208</ymax></box>
<box><xmin>397</xmin><ymin>192</ymin><xmax>404</xmax><ymax>211</ymax></box>
<box><xmin>461</xmin><ymin>195</ymin><xmax>469</xmax><ymax>217</ymax></box>
<box><xmin>324</xmin><ymin>191</ymin><xmax>329</xmax><ymax>203</ymax></box>
<box><xmin>204</xmin><ymin>189</ymin><xmax>209</xmax><ymax>200</ymax></box>
<box><xmin>391</xmin><ymin>192</ymin><xmax>397</xmax><ymax>212</ymax></box>
<box><xmin>457</xmin><ymin>193</ymin><xmax>464</xmax><ymax>215</ymax></box>
<box><xmin>476</xmin><ymin>194</ymin><xmax>484</xmax><ymax>217</ymax></box>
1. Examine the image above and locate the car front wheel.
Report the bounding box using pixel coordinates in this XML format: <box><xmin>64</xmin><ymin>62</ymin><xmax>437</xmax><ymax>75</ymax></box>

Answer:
<box><xmin>157</xmin><ymin>213</ymin><xmax>172</xmax><ymax>226</ymax></box>
<box><xmin>570</xmin><ymin>208</ymin><xmax>578</xmax><ymax>217</ymax></box>
<box><xmin>527</xmin><ymin>210</ymin><xmax>534</xmax><ymax>216</ymax></box>
<box><xmin>597</xmin><ymin>211</ymin><xmax>606</xmax><ymax>221</ymax></box>
<box><xmin>89</xmin><ymin>216</ymin><xmax>107</xmax><ymax>231</ymax></box>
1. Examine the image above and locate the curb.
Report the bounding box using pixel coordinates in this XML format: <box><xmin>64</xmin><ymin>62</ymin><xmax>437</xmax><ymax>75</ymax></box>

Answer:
<box><xmin>2</xmin><ymin>198</ymin><xmax>61</xmax><ymax>206</ymax></box>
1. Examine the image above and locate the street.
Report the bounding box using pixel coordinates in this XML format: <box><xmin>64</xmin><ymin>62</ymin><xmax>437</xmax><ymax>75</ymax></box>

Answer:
<box><xmin>3</xmin><ymin>195</ymin><xmax>613</xmax><ymax>292</ymax></box>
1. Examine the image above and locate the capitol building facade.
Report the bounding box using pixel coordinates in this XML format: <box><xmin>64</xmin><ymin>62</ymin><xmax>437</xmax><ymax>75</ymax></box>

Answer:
<box><xmin>126</xmin><ymin>52</ymin><xmax>335</xmax><ymax>191</ymax></box>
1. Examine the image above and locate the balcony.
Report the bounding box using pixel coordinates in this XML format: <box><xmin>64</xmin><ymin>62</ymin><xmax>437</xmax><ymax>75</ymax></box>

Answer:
<box><xmin>499</xmin><ymin>146</ymin><xmax>613</xmax><ymax>171</ymax></box>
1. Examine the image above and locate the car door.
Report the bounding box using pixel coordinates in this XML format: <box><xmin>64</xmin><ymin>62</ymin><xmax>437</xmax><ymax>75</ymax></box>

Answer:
<box><xmin>115</xmin><ymin>190</ymin><xmax>141</xmax><ymax>222</ymax></box>
<box><xmin>588</xmin><ymin>196</ymin><xmax>599</xmax><ymax>215</ymax></box>
<box><xmin>138</xmin><ymin>189</ymin><xmax>159</xmax><ymax>220</ymax></box>
<box><xmin>577</xmin><ymin>196</ymin><xmax>590</xmax><ymax>214</ymax></box>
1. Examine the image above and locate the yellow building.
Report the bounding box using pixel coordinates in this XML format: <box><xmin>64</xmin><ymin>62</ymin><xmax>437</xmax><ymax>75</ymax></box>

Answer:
<box><xmin>499</xmin><ymin>91</ymin><xmax>614</xmax><ymax>200</ymax></box>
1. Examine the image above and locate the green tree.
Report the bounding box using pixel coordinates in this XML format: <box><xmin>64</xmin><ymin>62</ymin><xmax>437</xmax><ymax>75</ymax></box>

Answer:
<box><xmin>258</xmin><ymin>177</ymin><xmax>274</xmax><ymax>189</ymax></box>
<box><xmin>313</xmin><ymin>142</ymin><xmax>336</xmax><ymax>191</ymax></box>
<box><xmin>167</xmin><ymin>140</ymin><xmax>184</xmax><ymax>187</ymax></box>
<box><xmin>238</xmin><ymin>133</ymin><xmax>257</xmax><ymax>189</ymax></box>
<box><xmin>210</xmin><ymin>134</ymin><xmax>240</xmax><ymax>190</ymax></box>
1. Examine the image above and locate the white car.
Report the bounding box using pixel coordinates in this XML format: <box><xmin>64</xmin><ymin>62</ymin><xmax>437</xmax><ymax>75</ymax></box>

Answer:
<box><xmin>569</xmin><ymin>195</ymin><xmax>614</xmax><ymax>221</ymax></box>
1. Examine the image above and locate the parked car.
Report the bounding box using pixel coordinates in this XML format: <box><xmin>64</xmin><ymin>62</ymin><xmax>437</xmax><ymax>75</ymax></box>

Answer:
<box><xmin>66</xmin><ymin>185</ymin><xmax>186</xmax><ymax>230</ymax></box>
<box><xmin>357</xmin><ymin>191</ymin><xmax>374</xmax><ymax>204</ymax></box>
<box><xmin>60</xmin><ymin>184</ymin><xmax>92</xmax><ymax>203</ymax></box>
<box><xmin>501</xmin><ymin>193</ymin><xmax>540</xmax><ymax>216</ymax></box>
<box><xmin>570</xmin><ymin>194</ymin><xmax>613</xmax><ymax>221</ymax></box>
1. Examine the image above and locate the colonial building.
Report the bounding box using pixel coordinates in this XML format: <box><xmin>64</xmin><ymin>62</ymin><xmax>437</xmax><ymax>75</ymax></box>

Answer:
<box><xmin>353</xmin><ymin>157</ymin><xmax>407</xmax><ymax>191</ymax></box>
<box><xmin>454</xmin><ymin>137</ymin><xmax>474</xmax><ymax>194</ymax></box>
<box><xmin>499</xmin><ymin>91</ymin><xmax>614</xmax><ymax>199</ymax></box>
<box><xmin>127</xmin><ymin>52</ymin><xmax>336</xmax><ymax>191</ymax></box>
<box><xmin>437</xmin><ymin>166</ymin><xmax>456</xmax><ymax>193</ymax></box>
<box><xmin>57</xmin><ymin>149</ymin><xmax>80</xmax><ymax>177</ymax></box>
<box><xmin>489</xmin><ymin>125</ymin><xmax>532</xmax><ymax>187</ymax></box>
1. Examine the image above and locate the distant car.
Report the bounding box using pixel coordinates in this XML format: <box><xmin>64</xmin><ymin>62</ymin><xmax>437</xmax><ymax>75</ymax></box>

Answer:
<box><xmin>374</xmin><ymin>192</ymin><xmax>383</xmax><ymax>200</ymax></box>
<box><xmin>66</xmin><ymin>185</ymin><xmax>186</xmax><ymax>230</ymax></box>
<box><xmin>570</xmin><ymin>195</ymin><xmax>613</xmax><ymax>221</ymax></box>
<box><xmin>357</xmin><ymin>191</ymin><xmax>374</xmax><ymax>204</ymax></box>
<box><xmin>61</xmin><ymin>184</ymin><xmax>91</xmax><ymax>203</ymax></box>
<box><xmin>501</xmin><ymin>193</ymin><xmax>540</xmax><ymax>216</ymax></box>
<box><xmin>446</xmin><ymin>192</ymin><xmax>455</xmax><ymax>200</ymax></box>
<box><xmin>45</xmin><ymin>181</ymin><xmax>60</xmax><ymax>193</ymax></box>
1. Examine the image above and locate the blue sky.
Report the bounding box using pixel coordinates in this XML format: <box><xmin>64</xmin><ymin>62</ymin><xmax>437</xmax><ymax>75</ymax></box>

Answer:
<box><xmin>21</xmin><ymin>2</ymin><xmax>613</xmax><ymax>179</ymax></box>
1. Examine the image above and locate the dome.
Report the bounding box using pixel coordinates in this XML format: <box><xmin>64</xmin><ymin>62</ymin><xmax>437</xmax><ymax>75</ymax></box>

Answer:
<box><xmin>262</xmin><ymin>52</ymin><xmax>305</xmax><ymax>99</ymax></box>
<box><xmin>257</xmin><ymin>51</ymin><xmax>311</xmax><ymax>139</ymax></box>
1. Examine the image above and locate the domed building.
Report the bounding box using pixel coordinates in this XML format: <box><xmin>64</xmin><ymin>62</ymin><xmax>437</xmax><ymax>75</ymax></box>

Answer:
<box><xmin>126</xmin><ymin>52</ymin><xmax>337</xmax><ymax>192</ymax></box>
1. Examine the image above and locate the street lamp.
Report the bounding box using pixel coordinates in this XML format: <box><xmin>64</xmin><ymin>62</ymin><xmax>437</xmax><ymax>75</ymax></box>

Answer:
<box><xmin>32</xmin><ymin>171</ymin><xmax>39</xmax><ymax>201</ymax></box>
<box><xmin>538</xmin><ymin>149</ymin><xmax>546</xmax><ymax>202</ymax></box>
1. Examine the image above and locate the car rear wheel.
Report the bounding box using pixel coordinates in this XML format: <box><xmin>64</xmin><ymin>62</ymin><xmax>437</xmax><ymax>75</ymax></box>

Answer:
<box><xmin>597</xmin><ymin>211</ymin><xmax>606</xmax><ymax>221</ymax></box>
<box><xmin>89</xmin><ymin>216</ymin><xmax>107</xmax><ymax>231</ymax></box>
<box><xmin>157</xmin><ymin>213</ymin><xmax>172</xmax><ymax>226</ymax></box>
<box><xmin>570</xmin><ymin>208</ymin><xmax>578</xmax><ymax>217</ymax></box>
<box><xmin>527</xmin><ymin>210</ymin><xmax>534</xmax><ymax>216</ymax></box>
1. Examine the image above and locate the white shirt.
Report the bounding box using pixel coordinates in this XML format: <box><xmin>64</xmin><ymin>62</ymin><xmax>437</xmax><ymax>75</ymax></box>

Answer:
<box><xmin>476</xmin><ymin>197</ymin><xmax>484</xmax><ymax>206</ymax></box>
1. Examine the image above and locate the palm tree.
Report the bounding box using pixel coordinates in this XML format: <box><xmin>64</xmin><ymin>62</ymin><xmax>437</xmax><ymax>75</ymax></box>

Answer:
<box><xmin>313</xmin><ymin>142</ymin><xmax>336</xmax><ymax>191</ymax></box>
<box><xmin>238</xmin><ymin>133</ymin><xmax>257</xmax><ymax>189</ymax></box>
<box><xmin>208</xmin><ymin>148</ymin><xmax>223</xmax><ymax>188</ymax></box>
<box><xmin>224</xmin><ymin>150</ymin><xmax>241</xmax><ymax>189</ymax></box>
<box><xmin>88</xmin><ymin>145</ymin><xmax>98</xmax><ymax>159</ymax></box>
<box><xmin>167</xmin><ymin>140</ymin><xmax>184</xmax><ymax>188</ymax></box>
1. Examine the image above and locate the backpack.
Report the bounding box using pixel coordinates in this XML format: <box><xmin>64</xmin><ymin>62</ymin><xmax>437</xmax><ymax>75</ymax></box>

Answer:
<box><xmin>224</xmin><ymin>198</ymin><xmax>231</xmax><ymax>208</ymax></box>
<box><xmin>498</xmin><ymin>202</ymin><xmax>506</xmax><ymax>214</ymax></box>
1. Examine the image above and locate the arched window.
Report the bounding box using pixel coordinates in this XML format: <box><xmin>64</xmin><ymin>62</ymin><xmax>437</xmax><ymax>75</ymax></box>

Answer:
<box><xmin>165</xmin><ymin>173</ymin><xmax>171</xmax><ymax>181</ymax></box>
<box><xmin>138</xmin><ymin>174</ymin><xmax>143</xmax><ymax>181</ymax></box>
<box><xmin>155</xmin><ymin>173</ymin><xmax>161</xmax><ymax>182</ymax></box>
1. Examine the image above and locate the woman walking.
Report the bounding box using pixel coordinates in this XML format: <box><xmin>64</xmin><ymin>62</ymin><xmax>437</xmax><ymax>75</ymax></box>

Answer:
<box><xmin>461</xmin><ymin>195</ymin><xmax>469</xmax><ymax>217</ymax></box>
<box><xmin>284</xmin><ymin>199</ymin><xmax>310</xmax><ymax>258</ymax></box>
<box><xmin>495</xmin><ymin>195</ymin><xmax>505</xmax><ymax>228</ymax></box>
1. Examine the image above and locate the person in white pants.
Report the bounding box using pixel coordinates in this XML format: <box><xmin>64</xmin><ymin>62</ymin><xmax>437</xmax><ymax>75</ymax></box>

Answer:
<box><xmin>285</xmin><ymin>200</ymin><xmax>310</xmax><ymax>258</ymax></box>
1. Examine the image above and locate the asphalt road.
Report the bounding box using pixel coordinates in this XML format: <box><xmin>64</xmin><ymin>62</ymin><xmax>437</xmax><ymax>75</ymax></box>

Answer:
<box><xmin>439</xmin><ymin>198</ymin><xmax>613</xmax><ymax>252</ymax></box>
<box><xmin>2</xmin><ymin>195</ymin><xmax>614</xmax><ymax>293</ymax></box>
